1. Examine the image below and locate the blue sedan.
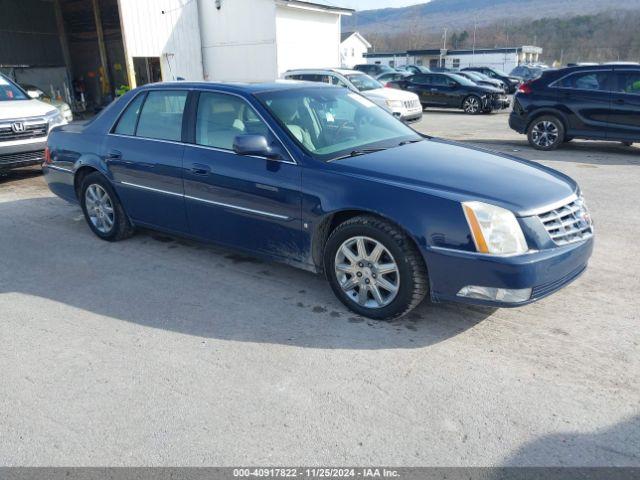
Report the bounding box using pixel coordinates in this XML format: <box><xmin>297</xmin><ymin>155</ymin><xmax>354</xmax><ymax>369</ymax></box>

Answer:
<box><xmin>43</xmin><ymin>81</ymin><xmax>594</xmax><ymax>320</ymax></box>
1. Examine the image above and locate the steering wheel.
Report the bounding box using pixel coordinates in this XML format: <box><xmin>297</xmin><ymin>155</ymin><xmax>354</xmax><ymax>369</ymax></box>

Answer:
<box><xmin>333</xmin><ymin>119</ymin><xmax>358</xmax><ymax>140</ymax></box>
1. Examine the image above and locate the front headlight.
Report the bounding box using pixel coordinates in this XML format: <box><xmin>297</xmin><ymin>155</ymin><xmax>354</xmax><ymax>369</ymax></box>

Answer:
<box><xmin>385</xmin><ymin>100</ymin><xmax>404</xmax><ymax>109</ymax></box>
<box><xmin>462</xmin><ymin>201</ymin><xmax>528</xmax><ymax>255</ymax></box>
<box><xmin>46</xmin><ymin>110</ymin><xmax>65</xmax><ymax>129</ymax></box>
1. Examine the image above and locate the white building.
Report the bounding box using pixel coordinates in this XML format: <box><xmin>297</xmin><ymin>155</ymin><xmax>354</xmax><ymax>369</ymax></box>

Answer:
<box><xmin>365</xmin><ymin>46</ymin><xmax>543</xmax><ymax>72</ymax></box>
<box><xmin>120</xmin><ymin>0</ymin><xmax>354</xmax><ymax>85</ymax></box>
<box><xmin>340</xmin><ymin>31</ymin><xmax>371</xmax><ymax>68</ymax></box>
<box><xmin>1</xmin><ymin>0</ymin><xmax>352</xmax><ymax>110</ymax></box>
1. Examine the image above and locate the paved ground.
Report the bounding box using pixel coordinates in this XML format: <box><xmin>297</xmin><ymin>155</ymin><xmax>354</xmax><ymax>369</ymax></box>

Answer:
<box><xmin>1</xmin><ymin>109</ymin><xmax>639</xmax><ymax>466</ymax></box>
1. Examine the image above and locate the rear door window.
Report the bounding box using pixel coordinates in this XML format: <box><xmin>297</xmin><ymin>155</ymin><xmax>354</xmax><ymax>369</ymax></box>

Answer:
<box><xmin>136</xmin><ymin>90</ymin><xmax>188</xmax><ymax>141</ymax></box>
<box><xmin>114</xmin><ymin>93</ymin><xmax>146</xmax><ymax>135</ymax></box>
<box><xmin>615</xmin><ymin>71</ymin><xmax>640</xmax><ymax>95</ymax></box>
<box><xmin>555</xmin><ymin>71</ymin><xmax>612</xmax><ymax>91</ymax></box>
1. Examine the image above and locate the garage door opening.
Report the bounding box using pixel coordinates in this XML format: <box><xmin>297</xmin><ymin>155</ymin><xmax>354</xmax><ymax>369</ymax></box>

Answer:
<box><xmin>0</xmin><ymin>0</ymin><xmax>128</xmax><ymax>118</ymax></box>
<box><xmin>133</xmin><ymin>57</ymin><xmax>162</xmax><ymax>86</ymax></box>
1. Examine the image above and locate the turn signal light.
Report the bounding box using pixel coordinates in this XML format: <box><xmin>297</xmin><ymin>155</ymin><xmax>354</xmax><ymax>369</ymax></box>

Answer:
<box><xmin>43</xmin><ymin>147</ymin><xmax>52</xmax><ymax>165</ymax></box>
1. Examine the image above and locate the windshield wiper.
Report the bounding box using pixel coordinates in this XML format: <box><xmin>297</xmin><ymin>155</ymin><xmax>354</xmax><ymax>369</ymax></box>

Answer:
<box><xmin>398</xmin><ymin>139</ymin><xmax>423</xmax><ymax>146</ymax></box>
<box><xmin>329</xmin><ymin>148</ymin><xmax>388</xmax><ymax>162</ymax></box>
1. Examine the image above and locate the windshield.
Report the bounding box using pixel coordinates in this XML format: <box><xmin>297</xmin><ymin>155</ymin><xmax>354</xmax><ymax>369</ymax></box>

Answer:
<box><xmin>346</xmin><ymin>74</ymin><xmax>383</xmax><ymax>92</ymax></box>
<box><xmin>257</xmin><ymin>87</ymin><xmax>422</xmax><ymax>161</ymax></box>
<box><xmin>447</xmin><ymin>73</ymin><xmax>476</xmax><ymax>87</ymax></box>
<box><xmin>473</xmin><ymin>72</ymin><xmax>493</xmax><ymax>81</ymax></box>
<box><xmin>462</xmin><ymin>72</ymin><xmax>482</xmax><ymax>82</ymax></box>
<box><xmin>490</xmin><ymin>68</ymin><xmax>509</xmax><ymax>77</ymax></box>
<box><xmin>0</xmin><ymin>76</ymin><xmax>29</xmax><ymax>101</ymax></box>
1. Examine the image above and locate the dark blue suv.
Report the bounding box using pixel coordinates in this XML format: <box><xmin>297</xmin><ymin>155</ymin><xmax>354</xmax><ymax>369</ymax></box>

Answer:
<box><xmin>509</xmin><ymin>64</ymin><xmax>640</xmax><ymax>150</ymax></box>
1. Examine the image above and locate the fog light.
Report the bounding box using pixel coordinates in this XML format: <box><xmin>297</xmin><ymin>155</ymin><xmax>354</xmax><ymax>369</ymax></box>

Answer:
<box><xmin>457</xmin><ymin>285</ymin><xmax>532</xmax><ymax>303</ymax></box>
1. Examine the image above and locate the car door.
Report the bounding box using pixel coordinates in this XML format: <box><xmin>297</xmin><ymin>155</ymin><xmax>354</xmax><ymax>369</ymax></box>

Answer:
<box><xmin>553</xmin><ymin>70</ymin><xmax>613</xmax><ymax>138</ymax></box>
<box><xmin>609</xmin><ymin>68</ymin><xmax>640</xmax><ymax>140</ymax></box>
<box><xmin>182</xmin><ymin>90</ymin><xmax>305</xmax><ymax>261</ymax></box>
<box><xmin>105</xmin><ymin>89</ymin><xmax>189</xmax><ymax>232</ymax></box>
<box><xmin>436</xmin><ymin>75</ymin><xmax>461</xmax><ymax>107</ymax></box>
<box><xmin>406</xmin><ymin>74</ymin><xmax>439</xmax><ymax>105</ymax></box>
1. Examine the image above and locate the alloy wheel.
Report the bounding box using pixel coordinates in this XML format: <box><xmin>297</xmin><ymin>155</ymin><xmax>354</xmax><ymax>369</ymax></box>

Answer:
<box><xmin>85</xmin><ymin>184</ymin><xmax>115</xmax><ymax>234</ymax></box>
<box><xmin>531</xmin><ymin>121</ymin><xmax>559</xmax><ymax>148</ymax></box>
<box><xmin>334</xmin><ymin>236</ymin><xmax>400</xmax><ymax>309</ymax></box>
<box><xmin>463</xmin><ymin>96</ymin><xmax>480</xmax><ymax>114</ymax></box>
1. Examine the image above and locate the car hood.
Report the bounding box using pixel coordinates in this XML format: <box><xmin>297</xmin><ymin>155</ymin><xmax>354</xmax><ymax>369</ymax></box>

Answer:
<box><xmin>364</xmin><ymin>88</ymin><xmax>419</xmax><ymax>102</ymax></box>
<box><xmin>332</xmin><ymin>139</ymin><xmax>577</xmax><ymax>216</ymax></box>
<box><xmin>475</xmin><ymin>84</ymin><xmax>505</xmax><ymax>94</ymax></box>
<box><xmin>0</xmin><ymin>99</ymin><xmax>58</xmax><ymax>120</ymax></box>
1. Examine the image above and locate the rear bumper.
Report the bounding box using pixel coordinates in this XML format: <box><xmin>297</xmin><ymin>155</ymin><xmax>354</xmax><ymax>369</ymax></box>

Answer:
<box><xmin>424</xmin><ymin>236</ymin><xmax>594</xmax><ymax>307</ymax></box>
<box><xmin>509</xmin><ymin>111</ymin><xmax>528</xmax><ymax>134</ymax></box>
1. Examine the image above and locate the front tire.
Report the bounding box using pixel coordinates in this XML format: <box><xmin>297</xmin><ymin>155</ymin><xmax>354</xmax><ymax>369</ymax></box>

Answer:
<box><xmin>462</xmin><ymin>95</ymin><xmax>482</xmax><ymax>115</ymax></box>
<box><xmin>324</xmin><ymin>216</ymin><xmax>428</xmax><ymax>320</ymax></box>
<box><xmin>527</xmin><ymin>115</ymin><xmax>565</xmax><ymax>150</ymax></box>
<box><xmin>80</xmin><ymin>172</ymin><xmax>134</xmax><ymax>241</ymax></box>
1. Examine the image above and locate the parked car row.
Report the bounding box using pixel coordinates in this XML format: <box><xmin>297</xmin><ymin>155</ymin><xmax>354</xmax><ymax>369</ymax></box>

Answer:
<box><xmin>283</xmin><ymin>69</ymin><xmax>423</xmax><ymax>123</ymax></box>
<box><xmin>387</xmin><ymin>72</ymin><xmax>510</xmax><ymax>114</ymax></box>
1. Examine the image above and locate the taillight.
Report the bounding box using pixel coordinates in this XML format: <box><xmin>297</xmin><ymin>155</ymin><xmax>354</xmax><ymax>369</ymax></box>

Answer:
<box><xmin>518</xmin><ymin>82</ymin><xmax>533</xmax><ymax>94</ymax></box>
<box><xmin>385</xmin><ymin>82</ymin><xmax>392</xmax><ymax>88</ymax></box>
<box><xmin>44</xmin><ymin>147</ymin><xmax>52</xmax><ymax>165</ymax></box>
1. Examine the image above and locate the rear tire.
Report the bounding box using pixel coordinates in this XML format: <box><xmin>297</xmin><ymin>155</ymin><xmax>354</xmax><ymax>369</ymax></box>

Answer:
<box><xmin>527</xmin><ymin>115</ymin><xmax>565</xmax><ymax>151</ymax></box>
<box><xmin>80</xmin><ymin>172</ymin><xmax>134</xmax><ymax>241</ymax></box>
<box><xmin>324</xmin><ymin>215</ymin><xmax>428</xmax><ymax>320</ymax></box>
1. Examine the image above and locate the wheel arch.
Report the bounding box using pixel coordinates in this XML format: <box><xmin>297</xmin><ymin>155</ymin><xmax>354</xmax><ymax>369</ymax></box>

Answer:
<box><xmin>311</xmin><ymin>208</ymin><xmax>425</xmax><ymax>276</ymax></box>
<box><xmin>72</xmin><ymin>154</ymin><xmax>112</xmax><ymax>200</ymax></box>
<box><xmin>525</xmin><ymin>108</ymin><xmax>569</xmax><ymax>134</ymax></box>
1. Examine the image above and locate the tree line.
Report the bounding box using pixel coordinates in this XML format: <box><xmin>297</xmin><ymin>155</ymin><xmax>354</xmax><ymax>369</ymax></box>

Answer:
<box><xmin>364</xmin><ymin>10</ymin><xmax>640</xmax><ymax>65</ymax></box>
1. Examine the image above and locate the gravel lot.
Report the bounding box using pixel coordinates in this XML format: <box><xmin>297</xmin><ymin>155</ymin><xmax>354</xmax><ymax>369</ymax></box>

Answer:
<box><xmin>1</xmin><ymin>108</ymin><xmax>639</xmax><ymax>466</ymax></box>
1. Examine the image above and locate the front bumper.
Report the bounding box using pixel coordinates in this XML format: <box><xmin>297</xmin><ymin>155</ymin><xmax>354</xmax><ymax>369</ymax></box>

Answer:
<box><xmin>0</xmin><ymin>138</ymin><xmax>47</xmax><ymax>171</ymax></box>
<box><xmin>424</xmin><ymin>236</ymin><xmax>594</xmax><ymax>307</ymax></box>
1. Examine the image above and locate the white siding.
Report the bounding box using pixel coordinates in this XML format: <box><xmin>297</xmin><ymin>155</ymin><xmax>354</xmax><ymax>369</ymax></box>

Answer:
<box><xmin>444</xmin><ymin>52</ymin><xmax>519</xmax><ymax>72</ymax></box>
<box><xmin>275</xmin><ymin>5</ymin><xmax>340</xmax><ymax>76</ymax></box>
<box><xmin>198</xmin><ymin>0</ymin><xmax>278</xmax><ymax>82</ymax></box>
<box><xmin>340</xmin><ymin>34</ymin><xmax>369</xmax><ymax>68</ymax></box>
<box><xmin>118</xmin><ymin>0</ymin><xmax>204</xmax><ymax>84</ymax></box>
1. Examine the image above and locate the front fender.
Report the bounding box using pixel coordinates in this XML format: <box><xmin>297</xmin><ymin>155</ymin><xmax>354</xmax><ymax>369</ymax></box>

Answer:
<box><xmin>303</xmin><ymin>167</ymin><xmax>474</xmax><ymax>271</ymax></box>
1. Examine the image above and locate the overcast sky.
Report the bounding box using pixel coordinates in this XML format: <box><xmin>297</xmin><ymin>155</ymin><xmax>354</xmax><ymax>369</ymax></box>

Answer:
<box><xmin>339</xmin><ymin>0</ymin><xmax>428</xmax><ymax>11</ymax></box>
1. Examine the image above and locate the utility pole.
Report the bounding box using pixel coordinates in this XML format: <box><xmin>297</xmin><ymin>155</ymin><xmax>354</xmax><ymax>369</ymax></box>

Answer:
<box><xmin>472</xmin><ymin>17</ymin><xmax>477</xmax><ymax>66</ymax></box>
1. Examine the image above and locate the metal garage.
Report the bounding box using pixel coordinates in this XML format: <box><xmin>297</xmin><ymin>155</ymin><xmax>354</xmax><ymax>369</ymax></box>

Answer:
<box><xmin>1</xmin><ymin>0</ymin><xmax>131</xmax><ymax>117</ymax></box>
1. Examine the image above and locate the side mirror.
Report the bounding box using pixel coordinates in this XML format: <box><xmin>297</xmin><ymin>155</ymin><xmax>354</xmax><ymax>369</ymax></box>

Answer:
<box><xmin>233</xmin><ymin>134</ymin><xmax>279</xmax><ymax>159</ymax></box>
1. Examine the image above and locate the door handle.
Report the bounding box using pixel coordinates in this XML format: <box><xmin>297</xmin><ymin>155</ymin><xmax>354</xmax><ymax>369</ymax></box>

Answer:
<box><xmin>191</xmin><ymin>163</ymin><xmax>211</xmax><ymax>176</ymax></box>
<box><xmin>106</xmin><ymin>149</ymin><xmax>122</xmax><ymax>161</ymax></box>
<box><xmin>614</xmin><ymin>98</ymin><xmax>625</xmax><ymax>105</ymax></box>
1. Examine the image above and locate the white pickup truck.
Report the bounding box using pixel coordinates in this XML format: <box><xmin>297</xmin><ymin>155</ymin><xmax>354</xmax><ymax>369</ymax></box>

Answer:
<box><xmin>0</xmin><ymin>74</ymin><xmax>67</xmax><ymax>172</ymax></box>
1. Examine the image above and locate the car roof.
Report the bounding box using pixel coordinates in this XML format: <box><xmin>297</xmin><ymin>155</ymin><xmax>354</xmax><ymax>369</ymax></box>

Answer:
<box><xmin>138</xmin><ymin>80</ymin><xmax>335</xmax><ymax>95</ymax></box>
<box><xmin>285</xmin><ymin>68</ymin><xmax>364</xmax><ymax>76</ymax></box>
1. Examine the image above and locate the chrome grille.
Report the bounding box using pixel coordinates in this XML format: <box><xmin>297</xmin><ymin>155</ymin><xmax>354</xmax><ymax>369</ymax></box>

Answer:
<box><xmin>403</xmin><ymin>99</ymin><xmax>420</xmax><ymax>109</ymax></box>
<box><xmin>0</xmin><ymin>119</ymin><xmax>48</xmax><ymax>142</ymax></box>
<box><xmin>538</xmin><ymin>197</ymin><xmax>593</xmax><ymax>246</ymax></box>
